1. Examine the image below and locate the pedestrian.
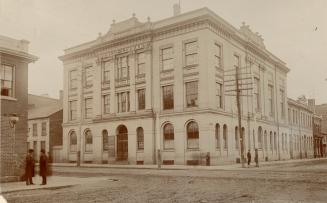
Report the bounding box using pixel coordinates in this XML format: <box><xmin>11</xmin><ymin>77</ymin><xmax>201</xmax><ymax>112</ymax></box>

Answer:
<box><xmin>254</xmin><ymin>148</ymin><xmax>259</xmax><ymax>167</ymax></box>
<box><xmin>39</xmin><ymin>149</ymin><xmax>48</xmax><ymax>185</ymax></box>
<box><xmin>247</xmin><ymin>150</ymin><xmax>251</xmax><ymax>167</ymax></box>
<box><xmin>25</xmin><ymin>149</ymin><xmax>35</xmax><ymax>185</ymax></box>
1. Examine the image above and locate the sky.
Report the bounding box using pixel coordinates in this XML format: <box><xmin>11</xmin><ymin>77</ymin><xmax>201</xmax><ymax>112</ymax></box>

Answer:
<box><xmin>1</xmin><ymin>0</ymin><xmax>327</xmax><ymax>104</ymax></box>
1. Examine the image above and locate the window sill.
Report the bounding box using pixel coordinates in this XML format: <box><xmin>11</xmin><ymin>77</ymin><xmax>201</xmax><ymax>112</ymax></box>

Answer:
<box><xmin>0</xmin><ymin>96</ymin><xmax>17</xmax><ymax>101</ymax></box>
<box><xmin>160</xmin><ymin>69</ymin><xmax>174</xmax><ymax>73</ymax></box>
<box><xmin>163</xmin><ymin>149</ymin><xmax>175</xmax><ymax>152</ymax></box>
<box><xmin>137</xmin><ymin>149</ymin><xmax>144</xmax><ymax>152</ymax></box>
<box><xmin>83</xmin><ymin>85</ymin><xmax>93</xmax><ymax>89</ymax></box>
<box><xmin>185</xmin><ymin>106</ymin><xmax>199</xmax><ymax>111</ymax></box>
<box><xmin>84</xmin><ymin>151</ymin><xmax>93</xmax><ymax>154</ymax></box>
<box><xmin>186</xmin><ymin>148</ymin><xmax>200</xmax><ymax>152</ymax></box>
<box><xmin>184</xmin><ymin>64</ymin><xmax>198</xmax><ymax>69</ymax></box>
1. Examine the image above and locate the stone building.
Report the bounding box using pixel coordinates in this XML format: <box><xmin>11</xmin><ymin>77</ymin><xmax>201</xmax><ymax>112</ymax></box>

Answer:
<box><xmin>0</xmin><ymin>35</ymin><xmax>37</xmax><ymax>181</ymax></box>
<box><xmin>287</xmin><ymin>97</ymin><xmax>314</xmax><ymax>159</ymax></box>
<box><xmin>314</xmin><ymin>102</ymin><xmax>327</xmax><ymax>157</ymax></box>
<box><xmin>59</xmin><ymin>7</ymin><xmax>312</xmax><ymax>165</ymax></box>
<box><xmin>27</xmin><ymin>93</ymin><xmax>63</xmax><ymax>162</ymax></box>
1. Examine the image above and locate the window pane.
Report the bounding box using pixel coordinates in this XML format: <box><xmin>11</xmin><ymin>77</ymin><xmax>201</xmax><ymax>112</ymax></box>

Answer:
<box><xmin>138</xmin><ymin>89</ymin><xmax>145</xmax><ymax>110</ymax></box>
<box><xmin>163</xmin><ymin>59</ymin><xmax>173</xmax><ymax>70</ymax></box>
<box><xmin>186</xmin><ymin>81</ymin><xmax>198</xmax><ymax>107</ymax></box>
<box><xmin>185</xmin><ymin>41</ymin><xmax>197</xmax><ymax>54</ymax></box>
<box><xmin>163</xmin><ymin>85</ymin><xmax>174</xmax><ymax>110</ymax></box>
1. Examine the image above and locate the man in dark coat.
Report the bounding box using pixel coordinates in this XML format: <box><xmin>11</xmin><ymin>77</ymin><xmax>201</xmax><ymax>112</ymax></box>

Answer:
<box><xmin>39</xmin><ymin>149</ymin><xmax>48</xmax><ymax>185</ymax></box>
<box><xmin>25</xmin><ymin>149</ymin><xmax>35</xmax><ymax>185</ymax></box>
<box><xmin>254</xmin><ymin>148</ymin><xmax>259</xmax><ymax>167</ymax></box>
<box><xmin>247</xmin><ymin>150</ymin><xmax>251</xmax><ymax>167</ymax></box>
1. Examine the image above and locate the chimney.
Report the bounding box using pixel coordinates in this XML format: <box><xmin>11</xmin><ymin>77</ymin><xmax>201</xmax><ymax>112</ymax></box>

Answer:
<box><xmin>173</xmin><ymin>3</ymin><xmax>181</xmax><ymax>16</ymax></box>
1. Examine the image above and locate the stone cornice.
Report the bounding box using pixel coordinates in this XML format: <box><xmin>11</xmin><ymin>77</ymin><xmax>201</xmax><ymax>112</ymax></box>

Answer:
<box><xmin>0</xmin><ymin>49</ymin><xmax>38</xmax><ymax>63</ymax></box>
<box><xmin>59</xmin><ymin>8</ymin><xmax>289</xmax><ymax>74</ymax></box>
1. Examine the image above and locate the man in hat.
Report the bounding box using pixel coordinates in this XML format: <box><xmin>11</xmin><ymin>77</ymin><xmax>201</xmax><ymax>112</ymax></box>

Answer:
<box><xmin>39</xmin><ymin>149</ymin><xmax>48</xmax><ymax>185</ymax></box>
<box><xmin>247</xmin><ymin>149</ymin><xmax>252</xmax><ymax>167</ymax></box>
<box><xmin>25</xmin><ymin>149</ymin><xmax>35</xmax><ymax>185</ymax></box>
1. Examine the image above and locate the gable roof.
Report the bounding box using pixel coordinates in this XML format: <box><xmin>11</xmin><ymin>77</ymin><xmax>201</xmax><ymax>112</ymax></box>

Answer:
<box><xmin>28</xmin><ymin>104</ymin><xmax>62</xmax><ymax>120</ymax></box>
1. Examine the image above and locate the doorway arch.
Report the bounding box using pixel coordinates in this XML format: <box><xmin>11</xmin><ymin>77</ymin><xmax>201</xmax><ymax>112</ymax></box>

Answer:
<box><xmin>116</xmin><ymin>125</ymin><xmax>128</xmax><ymax>160</ymax></box>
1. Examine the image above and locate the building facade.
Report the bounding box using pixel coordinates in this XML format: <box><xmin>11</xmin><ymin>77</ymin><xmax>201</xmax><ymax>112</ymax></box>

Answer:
<box><xmin>27</xmin><ymin>94</ymin><xmax>63</xmax><ymax>162</ymax></box>
<box><xmin>59</xmin><ymin>7</ymin><xmax>312</xmax><ymax>165</ymax></box>
<box><xmin>0</xmin><ymin>35</ymin><xmax>37</xmax><ymax>181</ymax></box>
<box><xmin>315</xmin><ymin>102</ymin><xmax>327</xmax><ymax>157</ymax></box>
<box><xmin>287</xmin><ymin>97</ymin><xmax>314</xmax><ymax>159</ymax></box>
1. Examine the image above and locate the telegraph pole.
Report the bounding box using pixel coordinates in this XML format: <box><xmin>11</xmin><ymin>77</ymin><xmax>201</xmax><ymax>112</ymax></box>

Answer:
<box><xmin>224</xmin><ymin>65</ymin><xmax>252</xmax><ymax>168</ymax></box>
<box><xmin>235</xmin><ymin>67</ymin><xmax>246</xmax><ymax>168</ymax></box>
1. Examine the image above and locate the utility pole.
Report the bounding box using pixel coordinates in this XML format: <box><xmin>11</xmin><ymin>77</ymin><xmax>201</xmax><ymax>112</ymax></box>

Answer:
<box><xmin>224</xmin><ymin>65</ymin><xmax>252</xmax><ymax>168</ymax></box>
<box><xmin>235</xmin><ymin>67</ymin><xmax>245</xmax><ymax>168</ymax></box>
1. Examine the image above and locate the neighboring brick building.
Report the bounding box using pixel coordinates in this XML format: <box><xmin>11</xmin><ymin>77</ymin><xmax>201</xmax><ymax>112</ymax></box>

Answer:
<box><xmin>0</xmin><ymin>35</ymin><xmax>37</xmax><ymax>182</ymax></box>
<box><xmin>28</xmin><ymin>93</ymin><xmax>63</xmax><ymax>162</ymax></box>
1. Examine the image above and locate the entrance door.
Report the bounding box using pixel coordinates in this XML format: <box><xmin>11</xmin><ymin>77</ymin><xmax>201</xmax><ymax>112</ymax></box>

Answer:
<box><xmin>117</xmin><ymin>125</ymin><xmax>128</xmax><ymax>160</ymax></box>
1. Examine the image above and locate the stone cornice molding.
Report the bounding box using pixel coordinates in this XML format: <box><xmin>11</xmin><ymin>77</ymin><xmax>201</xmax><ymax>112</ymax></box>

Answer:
<box><xmin>0</xmin><ymin>50</ymin><xmax>38</xmax><ymax>63</ymax></box>
<box><xmin>59</xmin><ymin>8</ymin><xmax>289</xmax><ymax>74</ymax></box>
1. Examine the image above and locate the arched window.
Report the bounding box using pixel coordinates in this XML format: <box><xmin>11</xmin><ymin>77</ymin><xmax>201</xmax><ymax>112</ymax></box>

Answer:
<box><xmin>223</xmin><ymin>125</ymin><xmax>228</xmax><ymax>150</ymax></box>
<box><xmin>137</xmin><ymin>127</ymin><xmax>144</xmax><ymax>150</ymax></box>
<box><xmin>235</xmin><ymin>126</ymin><xmax>239</xmax><ymax>149</ymax></box>
<box><xmin>102</xmin><ymin>130</ymin><xmax>109</xmax><ymax>151</ymax></box>
<box><xmin>215</xmin><ymin>124</ymin><xmax>220</xmax><ymax>149</ymax></box>
<box><xmin>163</xmin><ymin>123</ymin><xmax>174</xmax><ymax>149</ymax></box>
<box><xmin>264</xmin><ymin>130</ymin><xmax>267</xmax><ymax>150</ymax></box>
<box><xmin>270</xmin><ymin>131</ymin><xmax>273</xmax><ymax>151</ymax></box>
<box><xmin>85</xmin><ymin>129</ymin><xmax>93</xmax><ymax>152</ymax></box>
<box><xmin>258</xmin><ymin>127</ymin><xmax>263</xmax><ymax>149</ymax></box>
<box><xmin>70</xmin><ymin>131</ymin><xmax>77</xmax><ymax>152</ymax></box>
<box><xmin>187</xmin><ymin>121</ymin><xmax>199</xmax><ymax>149</ymax></box>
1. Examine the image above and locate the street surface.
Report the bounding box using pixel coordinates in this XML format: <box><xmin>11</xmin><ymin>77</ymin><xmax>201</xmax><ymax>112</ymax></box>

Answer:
<box><xmin>2</xmin><ymin>159</ymin><xmax>327</xmax><ymax>203</ymax></box>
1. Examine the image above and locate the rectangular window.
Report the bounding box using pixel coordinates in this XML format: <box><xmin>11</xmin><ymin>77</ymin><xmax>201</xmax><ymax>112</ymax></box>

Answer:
<box><xmin>33</xmin><ymin>124</ymin><xmax>37</xmax><ymax>137</ymax></box>
<box><xmin>280</xmin><ymin>89</ymin><xmax>285</xmax><ymax>118</ymax></box>
<box><xmin>214</xmin><ymin>44</ymin><xmax>222</xmax><ymax>68</ymax></box>
<box><xmin>268</xmin><ymin>85</ymin><xmax>274</xmax><ymax>116</ymax></box>
<box><xmin>117</xmin><ymin>56</ymin><xmax>129</xmax><ymax>79</ymax></box>
<box><xmin>103</xmin><ymin>94</ymin><xmax>110</xmax><ymax>114</ymax></box>
<box><xmin>137</xmin><ymin>89</ymin><xmax>145</xmax><ymax>110</ymax></box>
<box><xmin>216</xmin><ymin>82</ymin><xmax>223</xmax><ymax>108</ymax></box>
<box><xmin>161</xmin><ymin>47</ymin><xmax>173</xmax><ymax>71</ymax></box>
<box><xmin>185</xmin><ymin>41</ymin><xmax>198</xmax><ymax>66</ymax></box>
<box><xmin>41</xmin><ymin>122</ymin><xmax>46</xmax><ymax>136</ymax></box>
<box><xmin>69</xmin><ymin>100</ymin><xmax>77</xmax><ymax>121</ymax></box>
<box><xmin>117</xmin><ymin>92</ymin><xmax>130</xmax><ymax>113</ymax></box>
<box><xmin>83</xmin><ymin>66</ymin><xmax>93</xmax><ymax>87</ymax></box>
<box><xmin>0</xmin><ymin>64</ymin><xmax>14</xmax><ymax>97</ymax></box>
<box><xmin>254</xmin><ymin>78</ymin><xmax>261</xmax><ymax>112</ymax></box>
<box><xmin>41</xmin><ymin>141</ymin><xmax>46</xmax><ymax>150</ymax></box>
<box><xmin>84</xmin><ymin>98</ymin><xmax>93</xmax><ymax>119</ymax></box>
<box><xmin>69</xmin><ymin>69</ymin><xmax>77</xmax><ymax>89</ymax></box>
<box><xmin>162</xmin><ymin>85</ymin><xmax>174</xmax><ymax>110</ymax></box>
<box><xmin>102</xmin><ymin>61</ymin><xmax>110</xmax><ymax>84</ymax></box>
<box><xmin>185</xmin><ymin>81</ymin><xmax>198</xmax><ymax>107</ymax></box>
<box><xmin>137</xmin><ymin>52</ymin><xmax>145</xmax><ymax>75</ymax></box>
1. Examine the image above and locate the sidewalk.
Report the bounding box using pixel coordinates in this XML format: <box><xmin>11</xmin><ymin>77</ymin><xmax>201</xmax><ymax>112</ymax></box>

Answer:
<box><xmin>52</xmin><ymin>157</ymin><xmax>327</xmax><ymax>170</ymax></box>
<box><xmin>0</xmin><ymin>176</ymin><xmax>107</xmax><ymax>194</ymax></box>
